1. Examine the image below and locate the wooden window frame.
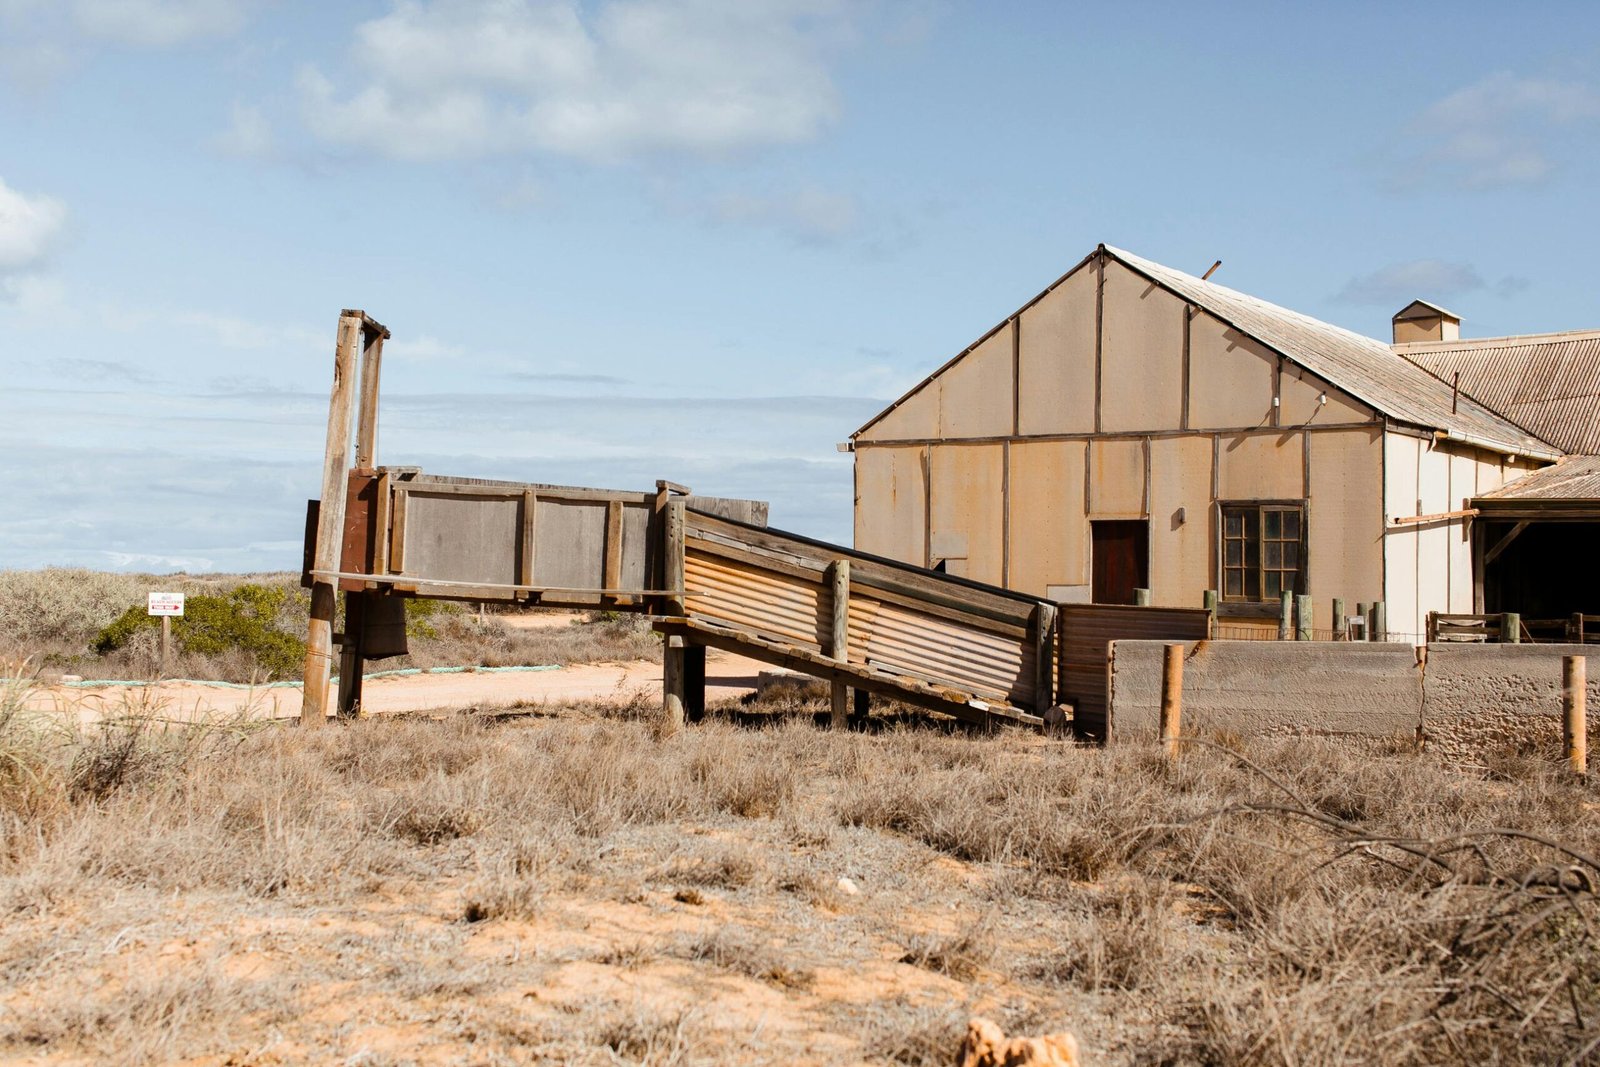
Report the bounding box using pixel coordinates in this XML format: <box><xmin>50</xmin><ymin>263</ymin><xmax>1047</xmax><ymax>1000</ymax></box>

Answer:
<box><xmin>1216</xmin><ymin>500</ymin><xmax>1307</xmax><ymax>614</ymax></box>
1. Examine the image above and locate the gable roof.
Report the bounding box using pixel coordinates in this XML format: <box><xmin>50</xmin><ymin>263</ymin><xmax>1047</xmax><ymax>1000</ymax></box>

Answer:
<box><xmin>1104</xmin><ymin>246</ymin><xmax>1558</xmax><ymax>459</ymax></box>
<box><xmin>1395</xmin><ymin>329</ymin><xmax>1600</xmax><ymax>456</ymax></box>
<box><xmin>1394</xmin><ymin>298</ymin><xmax>1460</xmax><ymax>321</ymax></box>
<box><xmin>854</xmin><ymin>244</ymin><xmax>1562</xmax><ymax>460</ymax></box>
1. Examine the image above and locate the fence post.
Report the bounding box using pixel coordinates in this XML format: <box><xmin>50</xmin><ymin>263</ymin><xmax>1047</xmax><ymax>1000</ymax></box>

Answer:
<box><xmin>1278</xmin><ymin>591</ymin><xmax>1292</xmax><ymax>640</ymax></box>
<box><xmin>828</xmin><ymin>559</ymin><xmax>851</xmax><ymax>729</ymax></box>
<box><xmin>1133</xmin><ymin>587</ymin><xmax>1151</xmax><ymax>606</ymax></box>
<box><xmin>1160</xmin><ymin>642</ymin><xmax>1184</xmax><ymax>758</ymax></box>
<box><xmin>661</xmin><ymin>497</ymin><xmax>687</xmax><ymax>734</ymax></box>
<box><xmin>1331</xmin><ymin>598</ymin><xmax>1346</xmax><ymax>641</ymax></box>
<box><xmin>1563</xmin><ymin>655</ymin><xmax>1587</xmax><ymax>776</ymax></box>
<box><xmin>1295</xmin><ymin>594</ymin><xmax>1313</xmax><ymax>641</ymax></box>
<box><xmin>1202</xmin><ymin>589</ymin><xmax>1218</xmax><ymax>628</ymax></box>
<box><xmin>1371</xmin><ymin>601</ymin><xmax>1387</xmax><ymax>642</ymax></box>
<box><xmin>1503</xmin><ymin>612</ymin><xmax>1521</xmax><ymax>644</ymax></box>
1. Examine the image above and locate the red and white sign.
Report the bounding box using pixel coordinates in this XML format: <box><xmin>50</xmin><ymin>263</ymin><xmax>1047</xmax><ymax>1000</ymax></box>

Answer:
<box><xmin>147</xmin><ymin>592</ymin><xmax>185</xmax><ymax>617</ymax></box>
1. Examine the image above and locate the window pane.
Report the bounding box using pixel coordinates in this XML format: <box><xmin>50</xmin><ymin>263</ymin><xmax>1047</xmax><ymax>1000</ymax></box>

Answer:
<box><xmin>1285</xmin><ymin>543</ymin><xmax>1299</xmax><ymax>568</ymax></box>
<box><xmin>1225</xmin><ymin>571</ymin><xmax>1242</xmax><ymax>597</ymax></box>
<box><xmin>1226</xmin><ymin>541</ymin><xmax>1242</xmax><ymax>566</ymax></box>
<box><xmin>1224</xmin><ymin>511</ymin><xmax>1243</xmax><ymax>536</ymax></box>
<box><xmin>1264</xmin><ymin>510</ymin><xmax>1280</xmax><ymax>538</ymax></box>
<box><xmin>1283</xmin><ymin>510</ymin><xmax>1300</xmax><ymax>537</ymax></box>
<box><xmin>1245</xmin><ymin>569</ymin><xmax>1260</xmax><ymax>599</ymax></box>
<box><xmin>1265</xmin><ymin>542</ymin><xmax>1282</xmax><ymax>568</ymax></box>
<box><xmin>1265</xmin><ymin>572</ymin><xmax>1281</xmax><ymax>598</ymax></box>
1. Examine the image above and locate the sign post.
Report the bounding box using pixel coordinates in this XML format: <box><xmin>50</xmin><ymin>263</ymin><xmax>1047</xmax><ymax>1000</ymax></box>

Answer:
<box><xmin>147</xmin><ymin>593</ymin><xmax>185</xmax><ymax>677</ymax></box>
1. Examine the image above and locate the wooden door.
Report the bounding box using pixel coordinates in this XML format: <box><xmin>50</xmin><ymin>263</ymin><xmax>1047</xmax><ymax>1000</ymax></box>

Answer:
<box><xmin>1091</xmin><ymin>520</ymin><xmax>1149</xmax><ymax>605</ymax></box>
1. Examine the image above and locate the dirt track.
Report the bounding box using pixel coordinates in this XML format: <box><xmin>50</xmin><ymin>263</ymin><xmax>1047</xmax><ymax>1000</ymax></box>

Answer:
<box><xmin>21</xmin><ymin>649</ymin><xmax>773</xmax><ymax>724</ymax></box>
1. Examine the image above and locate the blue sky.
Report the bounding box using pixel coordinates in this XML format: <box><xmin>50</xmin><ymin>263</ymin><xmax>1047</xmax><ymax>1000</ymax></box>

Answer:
<box><xmin>2</xmin><ymin>0</ymin><xmax>1598</xmax><ymax>573</ymax></box>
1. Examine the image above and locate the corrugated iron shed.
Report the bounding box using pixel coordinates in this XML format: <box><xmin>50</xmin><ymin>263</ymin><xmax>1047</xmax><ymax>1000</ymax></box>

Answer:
<box><xmin>1395</xmin><ymin>330</ymin><xmax>1600</xmax><ymax>456</ymax></box>
<box><xmin>1104</xmin><ymin>246</ymin><xmax>1562</xmax><ymax>460</ymax></box>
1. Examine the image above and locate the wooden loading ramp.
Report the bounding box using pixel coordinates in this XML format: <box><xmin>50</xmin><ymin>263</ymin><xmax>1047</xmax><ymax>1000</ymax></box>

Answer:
<box><xmin>299</xmin><ymin>310</ymin><xmax>1054</xmax><ymax>729</ymax></box>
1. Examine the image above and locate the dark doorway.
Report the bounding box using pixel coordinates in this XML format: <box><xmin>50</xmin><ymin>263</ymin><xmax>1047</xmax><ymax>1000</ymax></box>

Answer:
<box><xmin>1481</xmin><ymin>519</ymin><xmax>1600</xmax><ymax>622</ymax></box>
<box><xmin>1091</xmin><ymin>520</ymin><xmax>1149</xmax><ymax>605</ymax></box>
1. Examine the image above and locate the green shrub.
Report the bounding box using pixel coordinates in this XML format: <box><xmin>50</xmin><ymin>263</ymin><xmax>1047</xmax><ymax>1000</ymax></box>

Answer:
<box><xmin>93</xmin><ymin>584</ymin><xmax>305</xmax><ymax>680</ymax></box>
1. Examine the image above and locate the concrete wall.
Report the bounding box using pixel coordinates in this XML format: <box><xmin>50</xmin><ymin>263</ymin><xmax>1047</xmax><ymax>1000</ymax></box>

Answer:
<box><xmin>1422</xmin><ymin>643</ymin><xmax>1600</xmax><ymax>764</ymax></box>
<box><xmin>1109</xmin><ymin>640</ymin><xmax>1423</xmax><ymax>740</ymax></box>
<box><xmin>1108</xmin><ymin>639</ymin><xmax>1600</xmax><ymax>758</ymax></box>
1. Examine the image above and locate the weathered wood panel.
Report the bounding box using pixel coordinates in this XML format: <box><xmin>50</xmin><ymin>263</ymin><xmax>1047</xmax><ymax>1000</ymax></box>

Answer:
<box><xmin>1007</xmin><ymin>439</ymin><xmax>1088</xmax><ymax>596</ymax></box>
<box><xmin>402</xmin><ymin>490</ymin><xmax>522</xmax><ymax>585</ymax></box>
<box><xmin>1099</xmin><ymin>259</ymin><xmax>1185</xmax><ymax>432</ymax></box>
<box><xmin>1187</xmin><ymin>312</ymin><xmax>1274</xmax><ymax>431</ymax></box>
<box><xmin>1017</xmin><ymin>263</ymin><xmax>1097</xmax><ymax>436</ymax></box>
<box><xmin>1147</xmin><ymin>435</ymin><xmax>1214</xmax><ymax>607</ymax></box>
<box><xmin>1307</xmin><ymin>427</ymin><xmax>1384</xmax><ymax>633</ymax></box>
<box><xmin>1218</xmin><ymin>430</ymin><xmax>1304</xmax><ymax>500</ymax></box>
<box><xmin>939</xmin><ymin>322</ymin><xmax>1014</xmax><ymax>439</ymax></box>
<box><xmin>854</xmin><ymin>444</ymin><xmax>928</xmax><ymax>567</ymax></box>
<box><xmin>1089</xmin><ymin>437</ymin><xmax>1145</xmax><ymax>517</ymax></box>
<box><xmin>929</xmin><ymin>442</ymin><xmax>1005</xmax><ymax>584</ymax></box>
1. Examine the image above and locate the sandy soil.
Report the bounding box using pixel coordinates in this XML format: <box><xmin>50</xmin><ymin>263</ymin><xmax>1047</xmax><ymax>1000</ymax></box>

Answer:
<box><xmin>19</xmin><ymin>649</ymin><xmax>773</xmax><ymax>724</ymax></box>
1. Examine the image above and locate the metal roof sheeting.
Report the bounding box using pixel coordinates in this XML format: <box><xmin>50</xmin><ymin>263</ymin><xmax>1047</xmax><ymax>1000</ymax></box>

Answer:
<box><xmin>1478</xmin><ymin>455</ymin><xmax>1600</xmax><ymax>501</ymax></box>
<box><xmin>1395</xmin><ymin>331</ymin><xmax>1600</xmax><ymax>456</ymax></box>
<box><xmin>1104</xmin><ymin>246</ymin><xmax>1562</xmax><ymax>461</ymax></box>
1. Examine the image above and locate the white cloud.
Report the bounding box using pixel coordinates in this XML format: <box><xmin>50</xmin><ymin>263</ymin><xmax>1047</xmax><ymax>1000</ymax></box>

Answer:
<box><xmin>214</xmin><ymin>102</ymin><xmax>273</xmax><ymax>158</ymax></box>
<box><xmin>708</xmin><ymin>187</ymin><xmax>859</xmax><ymax>244</ymax></box>
<box><xmin>0</xmin><ymin>176</ymin><xmax>66</xmax><ymax>273</ymax></box>
<box><xmin>1390</xmin><ymin>72</ymin><xmax>1600</xmax><ymax>190</ymax></box>
<box><xmin>1336</xmin><ymin>259</ymin><xmax>1485</xmax><ymax>306</ymax></box>
<box><xmin>297</xmin><ymin>0</ymin><xmax>852</xmax><ymax>162</ymax></box>
<box><xmin>68</xmin><ymin>0</ymin><xmax>251</xmax><ymax>46</ymax></box>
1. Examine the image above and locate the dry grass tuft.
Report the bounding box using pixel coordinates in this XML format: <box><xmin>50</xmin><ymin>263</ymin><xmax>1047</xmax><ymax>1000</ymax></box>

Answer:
<box><xmin>898</xmin><ymin>916</ymin><xmax>996</xmax><ymax>982</ymax></box>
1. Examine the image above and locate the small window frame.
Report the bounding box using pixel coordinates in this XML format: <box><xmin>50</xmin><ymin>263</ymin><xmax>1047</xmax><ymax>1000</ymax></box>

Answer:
<box><xmin>1217</xmin><ymin>500</ymin><xmax>1307</xmax><ymax>606</ymax></box>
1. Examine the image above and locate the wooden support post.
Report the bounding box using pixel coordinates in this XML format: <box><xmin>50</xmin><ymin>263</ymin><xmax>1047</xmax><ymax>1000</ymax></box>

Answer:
<box><xmin>684</xmin><ymin>643</ymin><xmax>706</xmax><ymax>722</ymax></box>
<box><xmin>354</xmin><ymin>319</ymin><xmax>388</xmax><ymax>470</ymax></box>
<box><xmin>661</xmin><ymin>496</ymin><xmax>688</xmax><ymax>734</ymax></box>
<box><xmin>1295</xmin><ymin>594</ymin><xmax>1313</xmax><ymax>641</ymax></box>
<box><xmin>1133</xmin><ymin>587</ymin><xmax>1151</xmax><ymax>606</ymax></box>
<box><xmin>1278</xmin><ymin>591</ymin><xmax>1292</xmax><ymax>640</ymax></box>
<box><xmin>828</xmin><ymin>559</ymin><xmax>851</xmax><ymax>729</ymax></box>
<box><xmin>853</xmin><ymin>687</ymin><xmax>871</xmax><ymax>724</ymax></box>
<box><xmin>160</xmin><ymin>615</ymin><xmax>171</xmax><ymax>677</ymax></box>
<box><xmin>1503</xmin><ymin>611</ymin><xmax>1520</xmax><ymax>644</ymax></box>
<box><xmin>1332</xmin><ymin>598</ymin><xmax>1346</xmax><ymax>641</ymax></box>
<box><xmin>1160</xmin><ymin>642</ymin><xmax>1184</xmax><ymax>758</ymax></box>
<box><xmin>1202</xmin><ymin>589</ymin><xmax>1217</xmax><ymax>626</ymax></box>
<box><xmin>336</xmin><ymin>591</ymin><xmax>366</xmax><ymax>718</ymax></box>
<box><xmin>1563</xmin><ymin>655</ymin><xmax>1587</xmax><ymax>776</ymax></box>
<box><xmin>1032</xmin><ymin>601</ymin><xmax>1057</xmax><ymax>714</ymax></box>
<box><xmin>1371</xmin><ymin>601</ymin><xmax>1387</xmax><ymax>643</ymax></box>
<box><xmin>303</xmin><ymin>311</ymin><xmax>363</xmax><ymax>726</ymax></box>
<box><xmin>663</xmin><ymin>635</ymin><xmax>686</xmax><ymax>734</ymax></box>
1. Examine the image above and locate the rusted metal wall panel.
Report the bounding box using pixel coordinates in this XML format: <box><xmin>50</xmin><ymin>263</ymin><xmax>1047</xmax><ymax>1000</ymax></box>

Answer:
<box><xmin>1218</xmin><ymin>430</ymin><xmax>1304</xmax><ymax>500</ymax></box>
<box><xmin>1089</xmin><ymin>437</ymin><xmax>1145</xmax><ymax>516</ymax></box>
<box><xmin>849</xmin><ymin>594</ymin><xmax>1031</xmax><ymax>703</ymax></box>
<box><xmin>684</xmin><ymin>552</ymin><xmax>826</xmax><ymax>649</ymax></box>
<box><xmin>939</xmin><ymin>322</ymin><xmax>1014</xmax><ymax>439</ymax></box>
<box><xmin>1059</xmin><ymin>604</ymin><xmax>1213</xmax><ymax>739</ymax></box>
<box><xmin>1099</xmin><ymin>259</ymin><xmax>1186</xmax><ymax>432</ymax></box>
<box><xmin>1188</xmin><ymin>312</ymin><xmax>1275</xmax><ymax>431</ymax></box>
<box><xmin>1306</xmin><ymin>427</ymin><xmax>1384</xmax><ymax>633</ymax></box>
<box><xmin>402</xmin><ymin>489</ymin><xmax>522</xmax><ymax>585</ymax></box>
<box><xmin>1017</xmin><ymin>263</ymin><xmax>1097</xmax><ymax>436</ymax></box>
<box><xmin>684</xmin><ymin>510</ymin><xmax>1048</xmax><ymax>712</ymax></box>
<box><xmin>1007</xmin><ymin>439</ymin><xmax>1088</xmax><ymax>596</ymax></box>
<box><xmin>1148</xmin><ymin>435</ymin><xmax>1213</xmax><ymax>607</ymax></box>
<box><xmin>929</xmin><ymin>442</ymin><xmax>1005</xmax><ymax>583</ymax></box>
<box><xmin>854</xmin><ymin>444</ymin><xmax>928</xmax><ymax>567</ymax></box>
